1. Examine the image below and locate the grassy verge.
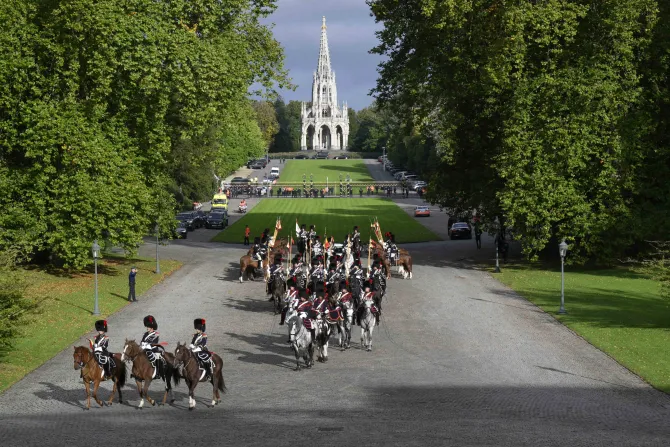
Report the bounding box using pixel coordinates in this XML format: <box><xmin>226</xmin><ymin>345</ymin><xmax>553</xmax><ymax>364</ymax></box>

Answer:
<box><xmin>496</xmin><ymin>264</ymin><xmax>670</xmax><ymax>392</ymax></box>
<box><xmin>0</xmin><ymin>255</ymin><xmax>181</xmax><ymax>393</ymax></box>
<box><xmin>211</xmin><ymin>198</ymin><xmax>441</xmax><ymax>244</ymax></box>
<box><xmin>275</xmin><ymin>159</ymin><xmax>374</xmax><ymax>184</ymax></box>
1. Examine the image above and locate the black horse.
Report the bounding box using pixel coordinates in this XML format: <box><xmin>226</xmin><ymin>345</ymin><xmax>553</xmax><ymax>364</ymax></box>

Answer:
<box><xmin>270</xmin><ymin>276</ymin><xmax>286</xmax><ymax>314</ymax></box>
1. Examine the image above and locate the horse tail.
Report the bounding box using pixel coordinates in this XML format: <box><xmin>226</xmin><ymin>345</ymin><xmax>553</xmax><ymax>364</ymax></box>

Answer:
<box><xmin>216</xmin><ymin>356</ymin><xmax>226</xmax><ymax>393</ymax></box>
<box><xmin>117</xmin><ymin>361</ymin><xmax>127</xmax><ymax>388</ymax></box>
<box><xmin>172</xmin><ymin>367</ymin><xmax>181</xmax><ymax>387</ymax></box>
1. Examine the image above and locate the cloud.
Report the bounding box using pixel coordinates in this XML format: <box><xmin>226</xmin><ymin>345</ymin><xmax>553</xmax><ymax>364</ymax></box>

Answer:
<box><xmin>261</xmin><ymin>0</ymin><xmax>383</xmax><ymax>110</ymax></box>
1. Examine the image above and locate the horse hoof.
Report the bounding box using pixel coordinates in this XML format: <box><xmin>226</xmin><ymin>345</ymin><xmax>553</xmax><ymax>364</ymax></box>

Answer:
<box><xmin>170</xmin><ymin>399</ymin><xmax>175</xmax><ymax>405</ymax></box>
<box><xmin>189</xmin><ymin>406</ymin><xmax>194</xmax><ymax>411</ymax></box>
<box><xmin>367</xmin><ymin>348</ymin><xmax>372</xmax><ymax>352</ymax></box>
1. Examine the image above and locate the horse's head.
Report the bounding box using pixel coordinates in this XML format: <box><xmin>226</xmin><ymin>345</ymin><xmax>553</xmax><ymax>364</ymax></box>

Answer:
<box><xmin>121</xmin><ymin>339</ymin><xmax>139</xmax><ymax>362</ymax></box>
<box><xmin>73</xmin><ymin>346</ymin><xmax>89</xmax><ymax>370</ymax></box>
<box><xmin>174</xmin><ymin>342</ymin><xmax>191</xmax><ymax>365</ymax></box>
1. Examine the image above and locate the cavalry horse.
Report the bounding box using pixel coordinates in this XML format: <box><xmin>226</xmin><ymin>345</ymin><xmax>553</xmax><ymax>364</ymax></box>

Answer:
<box><xmin>287</xmin><ymin>313</ymin><xmax>314</xmax><ymax>370</ymax></box>
<box><xmin>326</xmin><ymin>293</ymin><xmax>347</xmax><ymax>349</ymax></box>
<box><xmin>173</xmin><ymin>342</ymin><xmax>226</xmax><ymax>410</ymax></box>
<box><xmin>239</xmin><ymin>255</ymin><xmax>269</xmax><ymax>282</ymax></box>
<box><xmin>73</xmin><ymin>346</ymin><xmax>127</xmax><ymax>409</ymax></box>
<box><xmin>359</xmin><ymin>299</ymin><xmax>376</xmax><ymax>352</ymax></box>
<box><xmin>270</xmin><ymin>276</ymin><xmax>286</xmax><ymax>315</ymax></box>
<box><xmin>121</xmin><ymin>339</ymin><xmax>180</xmax><ymax>408</ymax></box>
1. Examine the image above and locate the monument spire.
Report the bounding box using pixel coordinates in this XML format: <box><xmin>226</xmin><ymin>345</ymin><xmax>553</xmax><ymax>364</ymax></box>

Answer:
<box><xmin>317</xmin><ymin>16</ymin><xmax>331</xmax><ymax>76</ymax></box>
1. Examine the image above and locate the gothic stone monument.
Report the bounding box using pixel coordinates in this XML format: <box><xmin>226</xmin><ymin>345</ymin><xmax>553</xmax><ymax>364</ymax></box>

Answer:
<box><xmin>301</xmin><ymin>17</ymin><xmax>349</xmax><ymax>151</ymax></box>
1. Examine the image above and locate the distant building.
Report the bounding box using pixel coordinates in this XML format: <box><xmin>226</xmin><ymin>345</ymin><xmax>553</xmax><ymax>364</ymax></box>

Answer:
<box><xmin>301</xmin><ymin>17</ymin><xmax>349</xmax><ymax>151</ymax></box>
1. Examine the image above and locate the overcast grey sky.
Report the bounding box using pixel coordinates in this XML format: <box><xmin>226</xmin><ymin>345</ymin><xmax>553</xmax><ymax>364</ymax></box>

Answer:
<box><xmin>262</xmin><ymin>0</ymin><xmax>383</xmax><ymax>110</ymax></box>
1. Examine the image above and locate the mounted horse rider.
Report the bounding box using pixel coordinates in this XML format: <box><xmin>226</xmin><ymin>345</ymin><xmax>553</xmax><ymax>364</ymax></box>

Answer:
<box><xmin>279</xmin><ymin>281</ymin><xmax>301</xmax><ymax>326</ymax></box>
<box><xmin>295</xmin><ymin>290</ymin><xmax>317</xmax><ymax>340</ymax></box>
<box><xmin>308</xmin><ymin>224</ymin><xmax>317</xmax><ymax>246</ymax></box>
<box><xmin>338</xmin><ymin>280</ymin><xmax>353</xmax><ymax>304</ymax></box>
<box><xmin>311</xmin><ymin>235</ymin><xmax>323</xmax><ymax>262</ymax></box>
<box><xmin>90</xmin><ymin>319</ymin><xmax>113</xmax><ymax>379</ymax></box>
<box><xmin>384</xmin><ymin>232</ymin><xmax>399</xmax><ymax>265</ymax></box>
<box><xmin>370</xmin><ymin>261</ymin><xmax>387</xmax><ymax>296</ymax></box>
<box><xmin>190</xmin><ymin>318</ymin><xmax>213</xmax><ymax>379</ymax></box>
<box><xmin>260</xmin><ymin>228</ymin><xmax>270</xmax><ymax>245</ymax></box>
<box><xmin>289</xmin><ymin>254</ymin><xmax>306</xmax><ymax>289</ymax></box>
<box><xmin>140</xmin><ymin>315</ymin><xmax>164</xmax><ymax>377</ymax></box>
<box><xmin>349</xmin><ymin>258</ymin><xmax>364</xmax><ymax>285</ymax></box>
<box><xmin>310</xmin><ymin>258</ymin><xmax>325</xmax><ymax>292</ymax></box>
<box><xmin>326</xmin><ymin>262</ymin><xmax>340</xmax><ymax>287</ymax></box>
<box><xmin>252</xmin><ymin>236</ymin><xmax>267</xmax><ymax>262</ymax></box>
<box><xmin>352</xmin><ymin>226</ymin><xmax>361</xmax><ymax>256</ymax></box>
<box><xmin>266</xmin><ymin>253</ymin><xmax>286</xmax><ymax>296</ymax></box>
<box><xmin>357</xmin><ymin>283</ymin><xmax>380</xmax><ymax>327</ymax></box>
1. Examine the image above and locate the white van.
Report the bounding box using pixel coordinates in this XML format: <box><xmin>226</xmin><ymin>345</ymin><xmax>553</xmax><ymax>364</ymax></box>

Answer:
<box><xmin>270</xmin><ymin>167</ymin><xmax>280</xmax><ymax>179</ymax></box>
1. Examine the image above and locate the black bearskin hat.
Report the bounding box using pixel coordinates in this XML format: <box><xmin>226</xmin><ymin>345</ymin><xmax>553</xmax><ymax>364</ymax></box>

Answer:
<box><xmin>194</xmin><ymin>318</ymin><xmax>206</xmax><ymax>332</ymax></box>
<box><xmin>274</xmin><ymin>255</ymin><xmax>283</xmax><ymax>264</ymax></box>
<box><xmin>299</xmin><ymin>289</ymin><xmax>308</xmax><ymax>299</ymax></box>
<box><xmin>353</xmin><ymin>225</ymin><xmax>358</xmax><ymax>230</ymax></box>
<box><xmin>95</xmin><ymin>320</ymin><xmax>107</xmax><ymax>332</ymax></box>
<box><xmin>340</xmin><ymin>280</ymin><xmax>348</xmax><ymax>290</ymax></box>
<box><xmin>264</xmin><ymin>228</ymin><xmax>269</xmax><ymax>234</ymax></box>
<box><xmin>315</xmin><ymin>235</ymin><xmax>320</xmax><ymax>240</ymax></box>
<box><xmin>143</xmin><ymin>315</ymin><xmax>158</xmax><ymax>330</ymax></box>
<box><xmin>310</xmin><ymin>224</ymin><xmax>315</xmax><ymax>230</ymax></box>
<box><xmin>390</xmin><ymin>234</ymin><xmax>396</xmax><ymax>243</ymax></box>
<box><xmin>254</xmin><ymin>236</ymin><xmax>260</xmax><ymax>244</ymax></box>
<box><xmin>287</xmin><ymin>276</ymin><xmax>296</xmax><ymax>288</ymax></box>
<box><xmin>354</xmin><ymin>259</ymin><xmax>361</xmax><ymax>266</ymax></box>
<box><xmin>301</xmin><ymin>224</ymin><xmax>306</xmax><ymax>229</ymax></box>
<box><xmin>329</xmin><ymin>262</ymin><xmax>336</xmax><ymax>270</ymax></box>
<box><xmin>292</xmin><ymin>254</ymin><xmax>301</xmax><ymax>263</ymax></box>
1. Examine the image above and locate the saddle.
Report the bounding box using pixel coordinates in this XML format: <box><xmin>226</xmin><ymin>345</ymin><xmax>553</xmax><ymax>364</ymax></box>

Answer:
<box><xmin>302</xmin><ymin>318</ymin><xmax>314</xmax><ymax>330</ymax></box>
<box><xmin>326</xmin><ymin>307</ymin><xmax>343</xmax><ymax>323</ymax></box>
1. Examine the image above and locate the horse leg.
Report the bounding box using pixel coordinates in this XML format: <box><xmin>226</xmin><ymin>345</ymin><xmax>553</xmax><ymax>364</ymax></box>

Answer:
<box><xmin>293</xmin><ymin>345</ymin><xmax>301</xmax><ymax>371</ymax></box>
<box><xmin>368</xmin><ymin>326</ymin><xmax>374</xmax><ymax>352</ymax></box>
<box><xmin>135</xmin><ymin>379</ymin><xmax>144</xmax><ymax>408</ymax></box>
<box><xmin>188</xmin><ymin>381</ymin><xmax>197</xmax><ymax>410</ymax></box>
<box><xmin>323</xmin><ymin>338</ymin><xmax>329</xmax><ymax>362</ymax></box>
<box><xmin>144</xmin><ymin>379</ymin><xmax>155</xmax><ymax>406</ymax></box>
<box><xmin>107</xmin><ymin>380</ymin><xmax>117</xmax><ymax>406</ymax></box>
<box><xmin>92</xmin><ymin>379</ymin><xmax>104</xmax><ymax>407</ymax></box>
<box><xmin>239</xmin><ymin>268</ymin><xmax>244</xmax><ymax>283</ymax></box>
<box><xmin>84</xmin><ymin>380</ymin><xmax>91</xmax><ymax>410</ymax></box>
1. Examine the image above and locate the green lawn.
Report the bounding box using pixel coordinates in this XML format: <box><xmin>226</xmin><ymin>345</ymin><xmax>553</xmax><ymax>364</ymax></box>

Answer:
<box><xmin>497</xmin><ymin>264</ymin><xmax>670</xmax><ymax>392</ymax></box>
<box><xmin>211</xmin><ymin>198</ymin><xmax>441</xmax><ymax>244</ymax></box>
<box><xmin>276</xmin><ymin>159</ymin><xmax>374</xmax><ymax>184</ymax></box>
<box><xmin>0</xmin><ymin>255</ymin><xmax>181</xmax><ymax>393</ymax></box>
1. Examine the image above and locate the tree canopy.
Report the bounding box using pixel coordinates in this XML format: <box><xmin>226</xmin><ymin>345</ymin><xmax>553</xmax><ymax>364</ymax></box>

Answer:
<box><xmin>368</xmin><ymin>0</ymin><xmax>666</xmax><ymax>262</ymax></box>
<box><xmin>0</xmin><ymin>0</ymin><xmax>290</xmax><ymax>267</ymax></box>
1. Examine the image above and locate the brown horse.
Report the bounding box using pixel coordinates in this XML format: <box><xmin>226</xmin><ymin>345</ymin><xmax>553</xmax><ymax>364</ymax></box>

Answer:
<box><xmin>121</xmin><ymin>339</ymin><xmax>180</xmax><ymax>408</ymax></box>
<box><xmin>73</xmin><ymin>346</ymin><xmax>127</xmax><ymax>409</ymax></box>
<box><xmin>246</xmin><ymin>237</ymin><xmax>289</xmax><ymax>257</ymax></box>
<box><xmin>239</xmin><ymin>255</ymin><xmax>269</xmax><ymax>282</ymax></box>
<box><xmin>369</xmin><ymin>241</ymin><xmax>392</xmax><ymax>279</ymax></box>
<box><xmin>397</xmin><ymin>252</ymin><xmax>413</xmax><ymax>279</ymax></box>
<box><xmin>172</xmin><ymin>342</ymin><xmax>226</xmax><ymax>410</ymax></box>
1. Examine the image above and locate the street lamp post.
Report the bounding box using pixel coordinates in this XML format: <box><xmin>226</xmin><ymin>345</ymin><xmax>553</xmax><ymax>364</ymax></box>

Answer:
<box><xmin>382</xmin><ymin>146</ymin><xmax>386</xmax><ymax>171</ymax></box>
<box><xmin>559</xmin><ymin>239</ymin><xmax>568</xmax><ymax>314</ymax></box>
<box><xmin>92</xmin><ymin>240</ymin><xmax>100</xmax><ymax>315</ymax></box>
<box><xmin>494</xmin><ymin>237</ymin><xmax>501</xmax><ymax>273</ymax></box>
<box><xmin>155</xmin><ymin>223</ymin><xmax>161</xmax><ymax>274</ymax></box>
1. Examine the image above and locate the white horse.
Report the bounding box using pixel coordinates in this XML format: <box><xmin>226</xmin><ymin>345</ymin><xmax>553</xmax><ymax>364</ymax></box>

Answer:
<box><xmin>359</xmin><ymin>300</ymin><xmax>376</xmax><ymax>352</ymax></box>
<box><xmin>287</xmin><ymin>314</ymin><xmax>314</xmax><ymax>371</ymax></box>
<box><xmin>339</xmin><ymin>298</ymin><xmax>354</xmax><ymax>349</ymax></box>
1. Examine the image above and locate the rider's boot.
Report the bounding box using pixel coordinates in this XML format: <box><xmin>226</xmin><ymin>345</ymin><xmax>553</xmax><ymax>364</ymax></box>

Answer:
<box><xmin>376</xmin><ymin>314</ymin><xmax>380</xmax><ymax>326</ymax></box>
<box><xmin>103</xmin><ymin>362</ymin><xmax>112</xmax><ymax>379</ymax></box>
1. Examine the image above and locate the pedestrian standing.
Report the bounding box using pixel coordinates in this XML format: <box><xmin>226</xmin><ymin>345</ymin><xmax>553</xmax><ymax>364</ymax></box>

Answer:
<box><xmin>244</xmin><ymin>225</ymin><xmax>250</xmax><ymax>245</ymax></box>
<box><xmin>475</xmin><ymin>221</ymin><xmax>482</xmax><ymax>249</ymax></box>
<box><xmin>128</xmin><ymin>267</ymin><xmax>137</xmax><ymax>302</ymax></box>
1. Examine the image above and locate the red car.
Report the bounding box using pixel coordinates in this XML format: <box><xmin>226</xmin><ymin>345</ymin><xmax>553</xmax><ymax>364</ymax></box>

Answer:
<box><xmin>414</xmin><ymin>206</ymin><xmax>431</xmax><ymax>217</ymax></box>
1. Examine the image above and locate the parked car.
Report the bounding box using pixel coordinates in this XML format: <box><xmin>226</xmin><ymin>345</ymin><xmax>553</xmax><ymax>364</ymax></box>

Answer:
<box><xmin>394</xmin><ymin>171</ymin><xmax>408</xmax><ymax>180</ymax></box>
<box><xmin>269</xmin><ymin>166</ymin><xmax>280</xmax><ymax>178</ymax></box>
<box><xmin>174</xmin><ymin>221</ymin><xmax>188</xmax><ymax>239</ymax></box>
<box><xmin>250</xmin><ymin>161</ymin><xmax>264</xmax><ymax>169</ymax></box>
<box><xmin>256</xmin><ymin>158</ymin><xmax>268</xmax><ymax>168</ymax></box>
<box><xmin>449</xmin><ymin>222</ymin><xmax>473</xmax><ymax>239</ymax></box>
<box><xmin>295</xmin><ymin>154</ymin><xmax>309</xmax><ymax>159</ymax></box>
<box><xmin>316</xmin><ymin>151</ymin><xmax>329</xmax><ymax>159</ymax></box>
<box><xmin>414</xmin><ymin>206</ymin><xmax>431</xmax><ymax>217</ymax></box>
<box><xmin>176</xmin><ymin>212</ymin><xmax>199</xmax><ymax>231</ymax></box>
<box><xmin>413</xmin><ymin>181</ymin><xmax>427</xmax><ymax>191</ymax></box>
<box><xmin>205</xmin><ymin>210</ymin><xmax>228</xmax><ymax>229</ymax></box>
<box><xmin>333</xmin><ymin>155</ymin><xmax>349</xmax><ymax>159</ymax></box>
<box><xmin>231</xmin><ymin>177</ymin><xmax>251</xmax><ymax>184</ymax></box>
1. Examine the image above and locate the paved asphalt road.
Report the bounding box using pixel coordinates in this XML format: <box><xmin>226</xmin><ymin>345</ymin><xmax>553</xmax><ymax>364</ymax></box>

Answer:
<box><xmin>2</xmin><ymin>158</ymin><xmax>670</xmax><ymax>445</ymax></box>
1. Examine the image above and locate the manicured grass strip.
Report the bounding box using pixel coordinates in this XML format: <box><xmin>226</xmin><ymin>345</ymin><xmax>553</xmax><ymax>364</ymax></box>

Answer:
<box><xmin>497</xmin><ymin>265</ymin><xmax>670</xmax><ymax>393</ymax></box>
<box><xmin>211</xmin><ymin>198</ymin><xmax>441</xmax><ymax>244</ymax></box>
<box><xmin>0</xmin><ymin>256</ymin><xmax>181</xmax><ymax>393</ymax></box>
<box><xmin>275</xmin><ymin>159</ymin><xmax>374</xmax><ymax>184</ymax></box>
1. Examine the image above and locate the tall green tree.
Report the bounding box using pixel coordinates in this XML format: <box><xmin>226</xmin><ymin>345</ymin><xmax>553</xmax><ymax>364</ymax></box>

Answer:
<box><xmin>369</xmin><ymin>0</ymin><xmax>657</xmax><ymax>260</ymax></box>
<box><xmin>0</xmin><ymin>0</ymin><xmax>290</xmax><ymax>268</ymax></box>
<box><xmin>252</xmin><ymin>100</ymin><xmax>280</xmax><ymax>151</ymax></box>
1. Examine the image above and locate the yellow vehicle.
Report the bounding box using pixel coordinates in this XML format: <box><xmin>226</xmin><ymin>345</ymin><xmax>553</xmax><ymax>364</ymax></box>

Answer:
<box><xmin>211</xmin><ymin>193</ymin><xmax>228</xmax><ymax>211</ymax></box>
